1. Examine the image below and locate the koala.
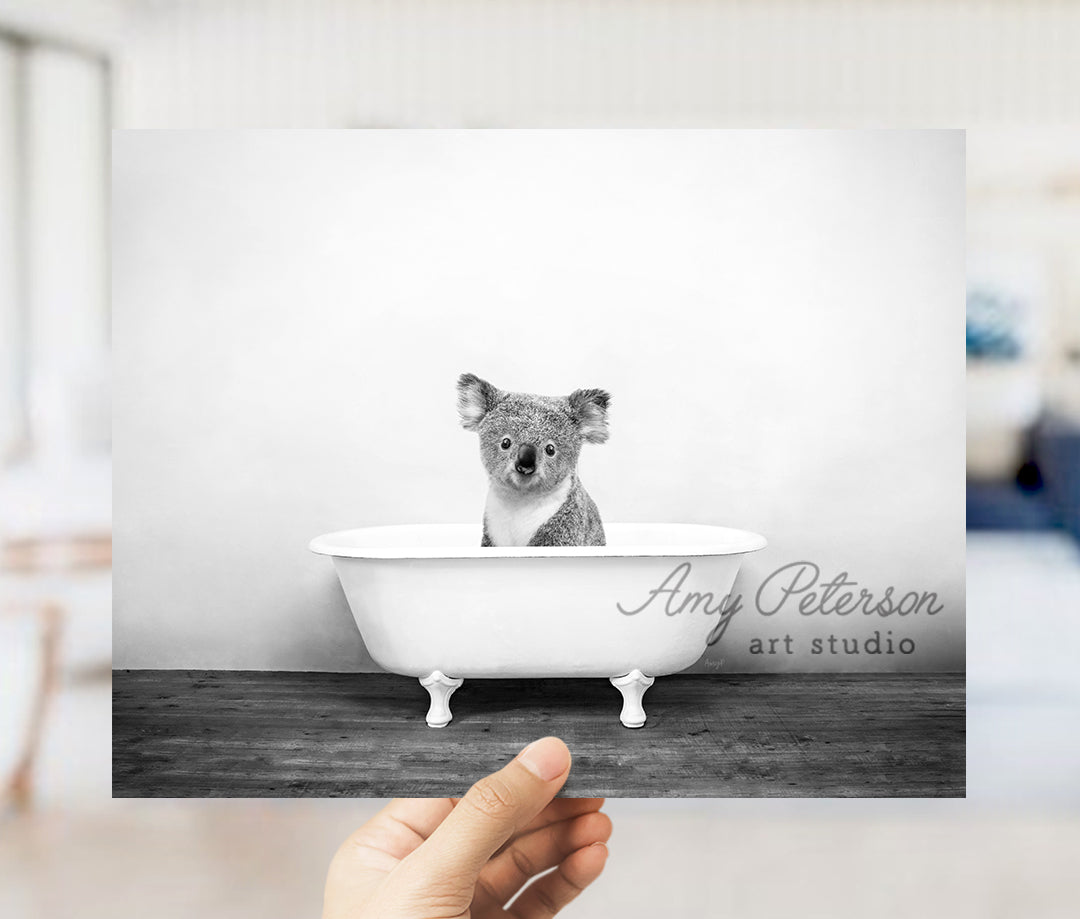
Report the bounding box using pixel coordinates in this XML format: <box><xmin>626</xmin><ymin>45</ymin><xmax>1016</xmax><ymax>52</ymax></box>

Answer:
<box><xmin>457</xmin><ymin>373</ymin><xmax>610</xmax><ymax>548</ymax></box>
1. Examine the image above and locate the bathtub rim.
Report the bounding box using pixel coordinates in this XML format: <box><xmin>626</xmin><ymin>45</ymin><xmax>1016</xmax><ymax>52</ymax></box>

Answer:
<box><xmin>309</xmin><ymin>522</ymin><xmax>767</xmax><ymax>559</ymax></box>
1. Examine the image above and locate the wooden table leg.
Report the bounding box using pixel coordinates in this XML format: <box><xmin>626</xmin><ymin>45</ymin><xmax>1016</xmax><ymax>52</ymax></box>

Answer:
<box><xmin>5</xmin><ymin>602</ymin><xmax>63</xmax><ymax>812</ymax></box>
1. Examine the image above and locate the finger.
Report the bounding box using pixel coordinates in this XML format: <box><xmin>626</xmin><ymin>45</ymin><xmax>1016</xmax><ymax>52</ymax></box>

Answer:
<box><xmin>509</xmin><ymin>842</ymin><xmax>609</xmax><ymax>919</ymax></box>
<box><xmin>477</xmin><ymin>810</ymin><xmax>612</xmax><ymax>907</ymax></box>
<box><xmin>495</xmin><ymin>798</ymin><xmax>606</xmax><ymax>854</ymax></box>
<box><xmin>344</xmin><ymin>798</ymin><xmax>456</xmax><ymax>862</ymax></box>
<box><xmin>400</xmin><ymin>737</ymin><xmax>571</xmax><ymax>882</ymax></box>
<box><xmin>450</xmin><ymin>796</ymin><xmax>605</xmax><ymax>853</ymax></box>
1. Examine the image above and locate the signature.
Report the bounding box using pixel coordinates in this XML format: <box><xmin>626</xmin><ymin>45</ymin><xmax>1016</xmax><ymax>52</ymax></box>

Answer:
<box><xmin>616</xmin><ymin>560</ymin><xmax>944</xmax><ymax>647</ymax></box>
<box><xmin>616</xmin><ymin>562</ymin><xmax>741</xmax><ymax>646</ymax></box>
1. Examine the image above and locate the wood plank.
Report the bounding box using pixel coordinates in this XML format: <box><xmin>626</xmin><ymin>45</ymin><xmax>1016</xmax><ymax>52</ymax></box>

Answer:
<box><xmin>112</xmin><ymin>671</ymin><xmax>965</xmax><ymax>798</ymax></box>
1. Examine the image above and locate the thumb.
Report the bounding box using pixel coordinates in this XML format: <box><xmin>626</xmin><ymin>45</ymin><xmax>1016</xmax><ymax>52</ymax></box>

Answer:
<box><xmin>402</xmin><ymin>737</ymin><xmax>571</xmax><ymax>883</ymax></box>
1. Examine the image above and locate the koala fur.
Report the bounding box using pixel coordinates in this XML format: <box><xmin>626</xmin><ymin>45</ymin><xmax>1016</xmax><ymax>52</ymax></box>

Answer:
<box><xmin>457</xmin><ymin>373</ymin><xmax>610</xmax><ymax>547</ymax></box>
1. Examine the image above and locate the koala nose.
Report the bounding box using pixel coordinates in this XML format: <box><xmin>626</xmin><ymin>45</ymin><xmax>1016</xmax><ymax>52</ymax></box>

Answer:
<box><xmin>515</xmin><ymin>443</ymin><xmax>537</xmax><ymax>475</ymax></box>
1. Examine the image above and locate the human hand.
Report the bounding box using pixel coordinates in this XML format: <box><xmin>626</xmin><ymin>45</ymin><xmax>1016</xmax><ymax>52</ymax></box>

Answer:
<box><xmin>323</xmin><ymin>737</ymin><xmax>611</xmax><ymax>918</ymax></box>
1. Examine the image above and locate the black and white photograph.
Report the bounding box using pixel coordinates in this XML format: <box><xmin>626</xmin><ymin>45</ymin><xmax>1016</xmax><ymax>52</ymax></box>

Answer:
<box><xmin>110</xmin><ymin>128</ymin><xmax>965</xmax><ymax>797</ymax></box>
<box><xmin>8</xmin><ymin>2</ymin><xmax>1080</xmax><ymax>917</ymax></box>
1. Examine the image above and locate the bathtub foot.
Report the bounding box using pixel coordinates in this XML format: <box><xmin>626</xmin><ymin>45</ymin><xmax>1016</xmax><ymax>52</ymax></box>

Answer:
<box><xmin>420</xmin><ymin>671</ymin><xmax>464</xmax><ymax>727</ymax></box>
<box><xmin>610</xmin><ymin>670</ymin><xmax>655</xmax><ymax>728</ymax></box>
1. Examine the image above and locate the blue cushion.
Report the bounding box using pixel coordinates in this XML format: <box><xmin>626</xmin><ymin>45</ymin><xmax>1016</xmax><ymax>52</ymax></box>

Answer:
<box><xmin>1034</xmin><ymin>414</ymin><xmax>1080</xmax><ymax>540</ymax></box>
<box><xmin>966</xmin><ymin>481</ymin><xmax>1058</xmax><ymax>531</ymax></box>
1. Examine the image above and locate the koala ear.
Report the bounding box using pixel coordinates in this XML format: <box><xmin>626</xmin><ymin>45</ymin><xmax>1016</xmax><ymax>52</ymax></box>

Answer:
<box><xmin>457</xmin><ymin>373</ymin><xmax>499</xmax><ymax>431</ymax></box>
<box><xmin>569</xmin><ymin>388</ymin><xmax>611</xmax><ymax>444</ymax></box>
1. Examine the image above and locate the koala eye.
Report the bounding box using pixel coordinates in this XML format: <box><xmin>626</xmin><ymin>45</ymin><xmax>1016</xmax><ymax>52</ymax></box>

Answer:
<box><xmin>500</xmin><ymin>437</ymin><xmax>512</xmax><ymax>450</ymax></box>
<box><xmin>545</xmin><ymin>443</ymin><xmax>556</xmax><ymax>457</ymax></box>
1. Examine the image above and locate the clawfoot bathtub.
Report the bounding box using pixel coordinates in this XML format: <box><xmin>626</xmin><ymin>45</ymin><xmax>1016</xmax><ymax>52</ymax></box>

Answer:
<box><xmin>310</xmin><ymin>523</ymin><xmax>766</xmax><ymax>728</ymax></box>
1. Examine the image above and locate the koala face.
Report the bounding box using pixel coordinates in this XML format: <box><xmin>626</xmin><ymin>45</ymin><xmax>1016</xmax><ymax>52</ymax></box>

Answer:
<box><xmin>457</xmin><ymin>373</ymin><xmax>610</xmax><ymax>496</ymax></box>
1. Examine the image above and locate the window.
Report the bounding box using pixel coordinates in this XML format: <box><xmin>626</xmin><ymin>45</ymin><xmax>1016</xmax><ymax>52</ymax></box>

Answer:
<box><xmin>0</xmin><ymin>26</ymin><xmax>110</xmax><ymax>464</ymax></box>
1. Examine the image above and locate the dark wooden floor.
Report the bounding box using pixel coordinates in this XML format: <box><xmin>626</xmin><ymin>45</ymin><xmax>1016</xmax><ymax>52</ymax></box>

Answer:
<box><xmin>112</xmin><ymin>671</ymin><xmax>965</xmax><ymax>798</ymax></box>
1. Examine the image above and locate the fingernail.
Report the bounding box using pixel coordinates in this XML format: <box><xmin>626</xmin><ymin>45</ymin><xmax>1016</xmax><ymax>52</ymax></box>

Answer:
<box><xmin>517</xmin><ymin>737</ymin><xmax>569</xmax><ymax>781</ymax></box>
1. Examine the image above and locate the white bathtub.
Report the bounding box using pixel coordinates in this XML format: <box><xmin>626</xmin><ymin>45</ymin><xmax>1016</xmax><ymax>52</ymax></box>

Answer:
<box><xmin>310</xmin><ymin>523</ymin><xmax>766</xmax><ymax>728</ymax></box>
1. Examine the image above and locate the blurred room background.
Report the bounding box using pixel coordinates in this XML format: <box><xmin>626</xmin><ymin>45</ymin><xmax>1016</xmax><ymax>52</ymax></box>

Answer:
<box><xmin>965</xmin><ymin>129</ymin><xmax>1080</xmax><ymax>806</ymax></box>
<box><xmin>2</xmin><ymin>1</ymin><xmax>1079</xmax><ymax>917</ymax></box>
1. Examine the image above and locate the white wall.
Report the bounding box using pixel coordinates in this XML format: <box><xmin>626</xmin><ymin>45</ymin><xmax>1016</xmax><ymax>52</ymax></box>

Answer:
<box><xmin>968</xmin><ymin>128</ymin><xmax>1080</xmax><ymax>421</ymax></box>
<box><xmin>113</xmin><ymin>130</ymin><xmax>965</xmax><ymax>672</ymax></box>
<box><xmin>114</xmin><ymin>0</ymin><xmax>1080</xmax><ymax>129</ymax></box>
